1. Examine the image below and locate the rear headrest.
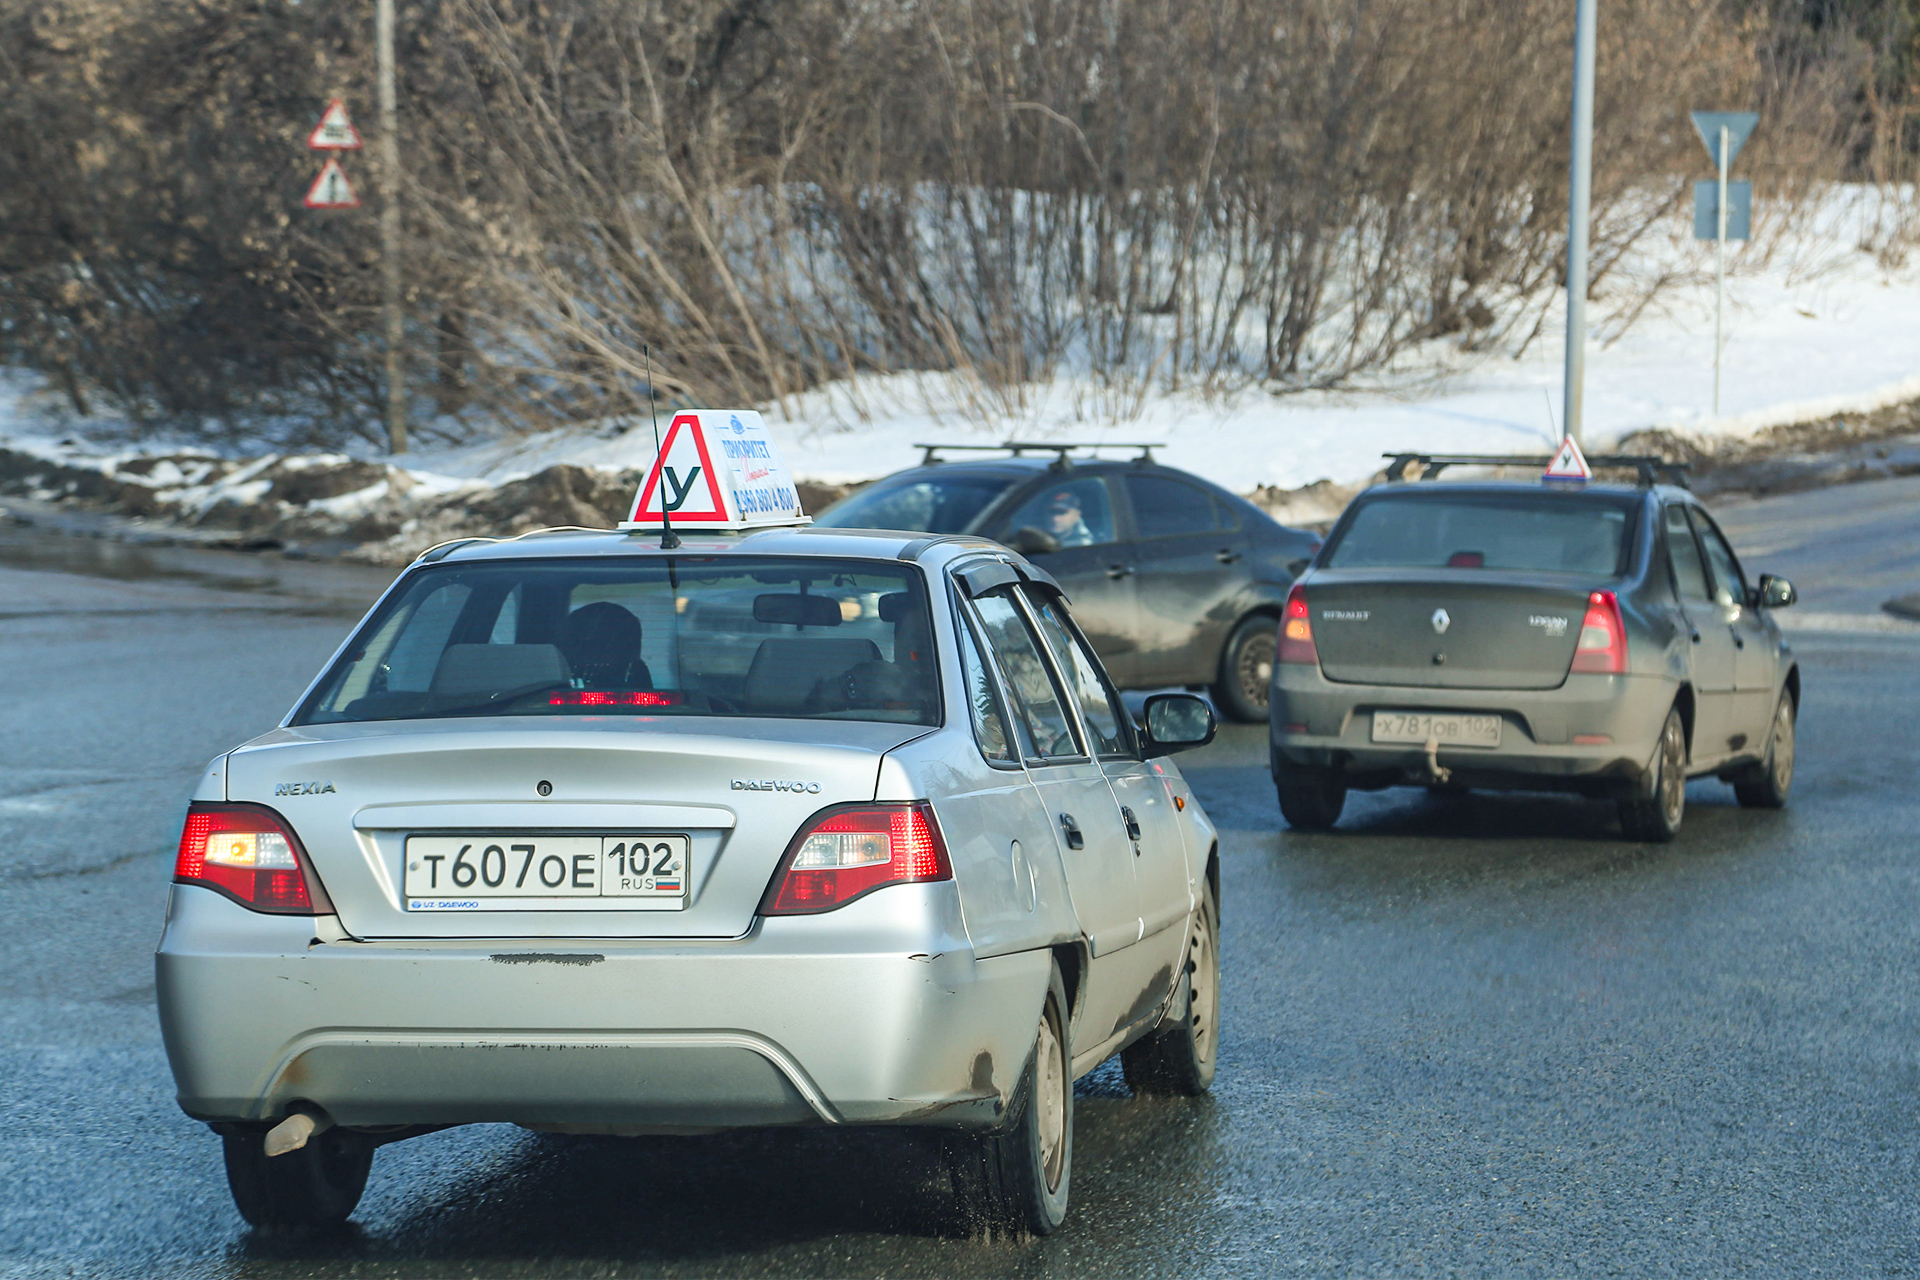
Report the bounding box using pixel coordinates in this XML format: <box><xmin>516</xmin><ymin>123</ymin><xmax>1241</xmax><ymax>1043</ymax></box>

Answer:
<box><xmin>878</xmin><ymin>592</ymin><xmax>913</xmax><ymax>623</ymax></box>
<box><xmin>428</xmin><ymin>644</ymin><xmax>566</xmax><ymax>709</ymax></box>
<box><xmin>743</xmin><ymin>637</ymin><xmax>881</xmax><ymax>714</ymax></box>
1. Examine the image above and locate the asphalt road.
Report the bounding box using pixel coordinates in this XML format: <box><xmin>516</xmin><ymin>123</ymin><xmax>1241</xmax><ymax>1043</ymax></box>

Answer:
<box><xmin>2</xmin><ymin>483</ymin><xmax>1918</xmax><ymax>1278</ymax></box>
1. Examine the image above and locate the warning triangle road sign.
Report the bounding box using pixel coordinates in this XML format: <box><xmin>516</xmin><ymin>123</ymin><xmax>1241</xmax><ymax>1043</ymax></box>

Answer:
<box><xmin>629</xmin><ymin>414</ymin><xmax>732</xmax><ymax>524</ymax></box>
<box><xmin>1543</xmin><ymin>436</ymin><xmax>1593</xmax><ymax>483</ymax></box>
<box><xmin>307</xmin><ymin>98</ymin><xmax>364</xmax><ymax>151</ymax></box>
<box><xmin>303</xmin><ymin>158</ymin><xmax>361</xmax><ymax>210</ymax></box>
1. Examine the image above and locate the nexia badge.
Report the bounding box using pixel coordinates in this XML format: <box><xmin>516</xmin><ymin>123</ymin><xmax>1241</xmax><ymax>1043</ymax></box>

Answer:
<box><xmin>274</xmin><ymin>781</ymin><xmax>336</xmax><ymax>796</ymax></box>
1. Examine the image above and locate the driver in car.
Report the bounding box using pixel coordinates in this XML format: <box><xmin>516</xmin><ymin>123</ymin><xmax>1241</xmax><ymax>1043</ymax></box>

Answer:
<box><xmin>1047</xmin><ymin>490</ymin><xmax>1096</xmax><ymax>548</ymax></box>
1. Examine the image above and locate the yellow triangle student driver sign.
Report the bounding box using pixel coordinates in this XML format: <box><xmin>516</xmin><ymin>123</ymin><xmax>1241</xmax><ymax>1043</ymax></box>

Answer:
<box><xmin>624</xmin><ymin>410</ymin><xmax>810</xmax><ymax>530</ymax></box>
<box><xmin>1543</xmin><ymin>435</ymin><xmax>1593</xmax><ymax>484</ymax></box>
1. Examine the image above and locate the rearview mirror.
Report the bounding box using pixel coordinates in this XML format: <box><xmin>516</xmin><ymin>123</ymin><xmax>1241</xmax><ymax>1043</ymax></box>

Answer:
<box><xmin>1006</xmin><ymin>526</ymin><xmax>1061</xmax><ymax>556</ymax></box>
<box><xmin>1140</xmin><ymin>693</ymin><xmax>1216</xmax><ymax>758</ymax></box>
<box><xmin>1756</xmin><ymin>574</ymin><xmax>1796</xmax><ymax>609</ymax></box>
<box><xmin>753</xmin><ymin>593</ymin><xmax>842</xmax><ymax>627</ymax></box>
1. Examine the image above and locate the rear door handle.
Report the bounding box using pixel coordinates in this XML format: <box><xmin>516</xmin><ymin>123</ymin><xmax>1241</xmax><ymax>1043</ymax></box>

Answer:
<box><xmin>1106</xmin><ymin>564</ymin><xmax>1135</xmax><ymax>580</ymax></box>
<box><xmin>1120</xmin><ymin>805</ymin><xmax>1142</xmax><ymax>844</ymax></box>
<box><xmin>1058</xmin><ymin>812</ymin><xmax>1085</xmax><ymax>850</ymax></box>
<box><xmin>1215</xmin><ymin>548</ymin><xmax>1242</xmax><ymax>565</ymax></box>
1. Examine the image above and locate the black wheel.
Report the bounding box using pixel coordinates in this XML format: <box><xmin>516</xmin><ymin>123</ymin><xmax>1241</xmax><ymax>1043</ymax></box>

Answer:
<box><xmin>1212</xmin><ymin>615</ymin><xmax>1278</xmax><ymax>724</ymax></box>
<box><xmin>1122</xmin><ymin>883</ymin><xmax>1219</xmax><ymax>1096</ymax></box>
<box><xmin>1734</xmin><ymin>693</ymin><xmax>1795</xmax><ymax>809</ymax></box>
<box><xmin>1276</xmin><ymin>767</ymin><xmax>1346</xmax><ymax>831</ymax></box>
<box><xmin>222</xmin><ymin>1125</ymin><xmax>373</xmax><ymax>1232</ymax></box>
<box><xmin>1618</xmin><ymin>706</ymin><xmax>1687</xmax><ymax>842</ymax></box>
<box><xmin>946</xmin><ymin>963</ymin><xmax>1072</xmax><ymax>1236</ymax></box>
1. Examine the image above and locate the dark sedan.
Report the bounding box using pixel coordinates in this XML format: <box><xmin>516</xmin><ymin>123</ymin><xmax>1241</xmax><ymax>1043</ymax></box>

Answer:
<box><xmin>813</xmin><ymin>444</ymin><xmax>1321</xmax><ymax>720</ymax></box>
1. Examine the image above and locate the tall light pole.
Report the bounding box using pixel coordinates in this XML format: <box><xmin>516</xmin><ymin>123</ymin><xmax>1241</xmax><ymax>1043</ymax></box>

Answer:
<box><xmin>377</xmin><ymin>0</ymin><xmax>406</xmax><ymax>454</ymax></box>
<box><xmin>1562</xmin><ymin>0</ymin><xmax>1596</xmax><ymax>447</ymax></box>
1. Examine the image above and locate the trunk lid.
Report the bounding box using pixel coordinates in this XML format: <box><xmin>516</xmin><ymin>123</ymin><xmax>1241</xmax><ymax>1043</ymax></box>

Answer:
<box><xmin>225</xmin><ymin>717</ymin><xmax>925</xmax><ymax>939</ymax></box>
<box><xmin>1305</xmin><ymin>571</ymin><xmax>1601</xmax><ymax>689</ymax></box>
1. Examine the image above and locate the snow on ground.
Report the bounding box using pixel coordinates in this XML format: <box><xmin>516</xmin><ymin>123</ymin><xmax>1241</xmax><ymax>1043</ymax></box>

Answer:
<box><xmin>4</xmin><ymin>186</ymin><xmax>1917</xmax><ymax>502</ymax></box>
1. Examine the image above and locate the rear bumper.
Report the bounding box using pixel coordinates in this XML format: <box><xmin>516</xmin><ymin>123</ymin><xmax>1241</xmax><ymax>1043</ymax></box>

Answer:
<box><xmin>1270</xmin><ymin>667</ymin><xmax>1676</xmax><ymax>791</ymax></box>
<box><xmin>156</xmin><ymin>883</ymin><xmax>1046</xmax><ymax>1133</ymax></box>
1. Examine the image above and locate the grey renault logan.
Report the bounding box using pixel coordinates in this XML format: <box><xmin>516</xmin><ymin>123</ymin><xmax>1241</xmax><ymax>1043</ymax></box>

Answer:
<box><xmin>157</xmin><ymin>526</ymin><xmax>1222</xmax><ymax>1236</ymax></box>
<box><xmin>1270</xmin><ymin>467</ymin><xmax>1801</xmax><ymax>839</ymax></box>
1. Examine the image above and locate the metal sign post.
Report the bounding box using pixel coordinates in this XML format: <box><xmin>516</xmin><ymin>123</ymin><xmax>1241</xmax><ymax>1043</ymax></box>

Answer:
<box><xmin>1690</xmin><ymin>111</ymin><xmax>1758</xmax><ymax>417</ymax></box>
<box><xmin>1562</xmin><ymin>0</ymin><xmax>1597</xmax><ymax>447</ymax></box>
<box><xmin>376</xmin><ymin>0</ymin><xmax>406</xmax><ymax>455</ymax></box>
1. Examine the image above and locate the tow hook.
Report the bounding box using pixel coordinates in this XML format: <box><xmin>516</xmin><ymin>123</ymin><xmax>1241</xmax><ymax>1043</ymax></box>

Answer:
<box><xmin>264</xmin><ymin>1108</ymin><xmax>334</xmax><ymax>1157</ymax></box>
<box><xmin>1419</xmin><ymin>737</ymin><xmax>1452</xmax><ymax>785</ymax></box>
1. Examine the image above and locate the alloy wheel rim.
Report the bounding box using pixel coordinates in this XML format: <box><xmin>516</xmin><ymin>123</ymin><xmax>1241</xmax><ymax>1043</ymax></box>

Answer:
<box><xmin>1036</xmin><ymin>1014</ymin><xmax>1067</xmax><ymax>1192</ymax></box>
<box><xmin>1771</xmin><ymin>704</ymin><xmax>1795</xmax><ymax>791</ymax></box>
<box><xmin>1660</xmin><ymin>721</ymin><xmax>1685</xmax><ymax>826</ymax></box>
<box><xmin>1239</xmin><ymin>634</ymin><xmax>1275</xmax><ymax>709</ymax></box>
<box><xmin>1188</xmin><ymin>904</ymin><xmax>1218</xmax><ymax>1068</ymax></box>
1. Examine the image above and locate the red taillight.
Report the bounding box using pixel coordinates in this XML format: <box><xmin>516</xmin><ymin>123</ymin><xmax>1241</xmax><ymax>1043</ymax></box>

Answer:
<box><xmin>761</xmin><ymin>803</ymin><xmax>952</xmax><ymax>916</ymax></box>
<box><xmin>1569</xmin><ymin>590</ymin><xmax>1627</xmax><ymax>675</ymax></box>
<box><xmin>174</xmin><ymin>803</ymin><xmax>331</xmax><ymax>915</ymax></box>
<box><xmin>1279</xmin><ymin>583</ymin><xmax>1318</xmax><ymax>665</ymax></box>
<box><xmin>547</xmin><ymin>690</ymin><xmax>680</xmax><ymax>707</ymax></box>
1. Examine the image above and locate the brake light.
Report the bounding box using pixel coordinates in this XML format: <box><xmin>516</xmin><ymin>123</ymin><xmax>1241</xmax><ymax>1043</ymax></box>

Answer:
<box><xmin>547</xmin><ymin>690</ymin><xmax>680</xmax><ymax>707</ymax></box>
<box><xmin>1569</xmin><ymin>590</ymin><xmax>1627</xmax><ymax>675</ymax></box>
<box><xmin>174</xmin><ymin>803</ymin><xmax>331</xmax><ymax>914</ymax></box>
<box><xmin>1279</xmin><ymin>583</ymin><xmax>1318</xmax><ymax>664</ymax></box>
<box><xmin>761</xmin><ymin>803</ymin><xmax>952</xmax><ymax>915</ymax></box>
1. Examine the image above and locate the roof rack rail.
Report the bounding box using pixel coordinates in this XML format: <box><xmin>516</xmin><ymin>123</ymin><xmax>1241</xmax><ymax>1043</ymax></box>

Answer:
<box><xmin>915</xmin><ymin>440</ymin><xmax>1162</xmax><ymax>469</ymax></box>
<box><xmin>1380</xmin><ymin>452</ymin><xmax>1691</xmax><ymax>489</ymax></box>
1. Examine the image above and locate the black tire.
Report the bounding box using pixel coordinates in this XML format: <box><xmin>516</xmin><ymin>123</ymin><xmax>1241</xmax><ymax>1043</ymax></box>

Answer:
<box><xmin>222</xmin><ymin>1125</ymin><xmax>373</xmax><ymax>1233</ymax></box>
<box><xmin>1212</xmin><ymin>615</ymin><xmax>1278</xmax><ymax>724</ymax></box>
<box><xmin>1122</xmin><ymin>883</ymin><xmax>1219</xmax><ymax>1097</ymax></box>
<box><xmin>1276</xmin><ymin>768</ymin><xmax>1347</xmax><ymax>831</ymax></box>
<box><xmin>1618</xmin><ymin>706</ymin><xmax>1687</xmax><ymax>842</ymax></box>
<box><xmin>946</xmin><ymin>963</ymin><xmax>1073</xmax><ymax>1236</ymax></box>
<box><xmin>1733</xmin><ymin>693</ymin><xmax>1795</xmax><ymax>809</ymax></box>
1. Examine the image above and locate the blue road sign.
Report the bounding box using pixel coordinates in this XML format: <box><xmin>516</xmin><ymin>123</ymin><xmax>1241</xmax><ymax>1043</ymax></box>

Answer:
<box><xmin>1693</xmin><ymin>180</ymin><xmax>1752</xmax><ymax>240</ymax></box>
<box><xmin>1690</xmin><ymin>111</ymin><xmax>1759</xmax><ymax>170</ymax></box>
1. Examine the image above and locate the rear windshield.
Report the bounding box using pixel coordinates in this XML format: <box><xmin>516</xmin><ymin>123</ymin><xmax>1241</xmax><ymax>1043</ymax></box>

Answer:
<box><xmin>1324</xmin><ymin>492</ymin><xmax>1634</xmax><ymax>576</ymax></box>
<box><xmin>296</xmin><ymin>556</ymin><xmax>940</xmax><ymax>726</ymax></box>
<box><xmin>814</xmin><ymin>474</ymin><xmax>1014</xmax><ymax>534</ymax></box>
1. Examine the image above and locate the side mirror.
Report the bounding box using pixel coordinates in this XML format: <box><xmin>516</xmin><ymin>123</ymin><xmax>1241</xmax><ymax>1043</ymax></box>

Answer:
<box><xmin>1756</xmin><ymin>574</ymin><xmax>1796</xmax><ymax>609</ymax></box>
<box><xmin>1140</xmin><ymin>693</ymin><xmax>1216</xmax><ymax>758</ymax></box>
<box><xmin>1006</xmin><ymin>525</ymin><xmax>1061</xmax><ymax>556</ymax></box>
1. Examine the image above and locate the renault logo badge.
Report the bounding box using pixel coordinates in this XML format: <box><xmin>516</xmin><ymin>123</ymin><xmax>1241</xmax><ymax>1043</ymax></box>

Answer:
<box><xmin>1431</xmin><ymin>608</ymin><xmax>1451</xmax><ymax>635</ymax></box>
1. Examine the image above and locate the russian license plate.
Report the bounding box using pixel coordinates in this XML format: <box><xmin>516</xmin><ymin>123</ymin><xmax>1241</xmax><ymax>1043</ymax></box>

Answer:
<box><xmin>403</xmin><ymin>835</ymin><xmax>690</xmax><ymax>911</ymax></box>
<box><xmin>1371</xmin><ymin>711</ymin><xmax>1502</xmax><ymax>748</ymax></box>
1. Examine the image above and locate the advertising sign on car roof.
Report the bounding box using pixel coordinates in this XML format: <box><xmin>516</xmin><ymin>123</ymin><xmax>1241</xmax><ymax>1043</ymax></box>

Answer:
<box><xmin>623</xmin><ymin>409</ymin><xmax>810</xmax><ymax>530</ymax></box>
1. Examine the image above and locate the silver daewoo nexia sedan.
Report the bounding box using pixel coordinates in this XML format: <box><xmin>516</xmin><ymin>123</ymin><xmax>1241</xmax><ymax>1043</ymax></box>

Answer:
<box><xmin>156</xmin><ymin>527</ymin><xmax>1222</xmax><ymax>1236</ymax></box>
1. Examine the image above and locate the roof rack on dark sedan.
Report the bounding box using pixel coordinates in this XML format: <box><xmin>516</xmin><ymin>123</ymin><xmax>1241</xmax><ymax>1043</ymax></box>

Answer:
<box><xmin>915</xmin><ymin>441</ymin><xmax>1161</xmax><ymax>469</ymax></box>
<box><xmin>1380</xmin><ymin>452</ymin><xmax>1691</xmax><ymax>489</ymax></box>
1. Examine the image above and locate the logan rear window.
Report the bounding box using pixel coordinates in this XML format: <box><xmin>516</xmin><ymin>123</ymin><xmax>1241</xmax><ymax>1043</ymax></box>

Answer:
<box><xmin>1325</xmin><ymin>494</ymin><xmax>1633</xmax><ymax>576</ymax></box>
<box><xmin>296</xmin><ymin>557</ymin><xmax>939</xmax><ymax>726</ymax></box>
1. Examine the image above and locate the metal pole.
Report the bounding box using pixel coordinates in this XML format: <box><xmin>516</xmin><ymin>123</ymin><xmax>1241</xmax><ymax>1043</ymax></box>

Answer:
<box><xmin>377</xmin><ymin>0</ymin><xmax>406</xmax><ymax>454</ymax></box>
<box><xmin>1563</xmin><ymin>0</ymin><xmax>1596</xmax><ymax>447</ymax></box>
<box><xmin>1714</xmin><ymin>125</ymin><xmax>1727</xmax><ymax>417</ymax></box>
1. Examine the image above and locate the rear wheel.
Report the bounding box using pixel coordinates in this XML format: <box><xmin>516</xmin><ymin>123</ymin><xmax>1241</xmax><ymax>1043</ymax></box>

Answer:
<box><xmin>1122</xmin><ymin>884</ymin><xmax>1219</xmax><ymax>1096</ymax></box>
<box><xmin>1618</xmin><ymin>707</ymin><xmax>1687</xmax><ymax>842</ymax></box>
<box><xmin>1734</xmin><ymin>694</ymin><xmax>1795</xmax><ymax>809</ymax></box>
<box><xmin>945</xmin><ymin>963</ymin><xmax>1072</xmax><ymax>1236</ymax></box>
<box><xmin>222</xmin><ymin>1125</ymin><xmax>372</xmax><ymax>1233</ymax></box>
<box><xmin>1276</xmin><ymin>767</ymin><xmax>1346</xmax><ymax>831</ymax></box>
<box><xmin>1213</xmin><ymin>615</ymin><xmax>1278</xmax><ymax>724</ymax></box>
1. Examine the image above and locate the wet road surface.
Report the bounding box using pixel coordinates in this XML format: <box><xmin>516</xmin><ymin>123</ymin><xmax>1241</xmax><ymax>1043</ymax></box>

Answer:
<box><xmin>3</xmin><ymin>490</ymin><xmax>1919</xmax><ymax>1277</ymax></box>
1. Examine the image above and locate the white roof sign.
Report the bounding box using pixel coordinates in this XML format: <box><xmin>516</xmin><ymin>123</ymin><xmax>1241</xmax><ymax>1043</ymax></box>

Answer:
<box><xmin>307</xmin><ymin>99</ymin><xmax>364</xmax><ymax>151</ymax></box>
<box><xmin>1543</xmin><ymin>436</ymin><xmax>1593</xmax><ymax>483</ymax></box>
<box><xmin>622</xmin><ymin>410</ymin><xmax>810</xmax><ymax>531</ymax></box>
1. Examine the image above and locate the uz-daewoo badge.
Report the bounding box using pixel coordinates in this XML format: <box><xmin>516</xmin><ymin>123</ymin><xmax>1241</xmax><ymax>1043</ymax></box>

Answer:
<box><xmin>1431</xmin><ymin>608</ymin><xmax>1451</xmax><ymax>635</ymax></box>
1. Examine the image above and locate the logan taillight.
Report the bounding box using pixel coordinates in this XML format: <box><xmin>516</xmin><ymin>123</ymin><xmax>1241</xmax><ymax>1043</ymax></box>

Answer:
<box><xmin>1569</xmin><ymin>590</ymin><xmax>1627</xmax><ymax>675</ymax></box>
<box><xmin>174</xmin><ymin>803</ymin><xmax>332</xmax><ymax>914</ymax></box>
<box><xmin>1279</xmin><ymin>583</ymin><xmax>1319</xmax><ymax>664</ymax></box>
<box><xmin>761</xmin><ymin>803</ymin><xmax>952</xmax><ymax>916</ymax></box>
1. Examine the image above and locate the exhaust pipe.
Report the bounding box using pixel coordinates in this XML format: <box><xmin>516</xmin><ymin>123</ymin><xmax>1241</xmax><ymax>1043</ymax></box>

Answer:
<box><xmin>264</xmin><ymin>1109</ymin><xmax>334</xmax><ymax>1158</ymax></box>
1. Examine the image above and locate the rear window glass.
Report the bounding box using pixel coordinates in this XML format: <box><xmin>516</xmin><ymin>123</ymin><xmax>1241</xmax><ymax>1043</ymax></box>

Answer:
<box><xmin>296</xmin><ymin>557</ymin><xmax>939</xmax><ymax>726</ymax></box>
<box><xmin>1325</xmin><ymin>493</ymin><xmax>1633</xmax><ymax>576</ymax></box>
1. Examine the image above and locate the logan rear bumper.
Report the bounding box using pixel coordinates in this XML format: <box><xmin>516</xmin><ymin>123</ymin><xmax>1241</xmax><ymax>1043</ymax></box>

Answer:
<box><xmin>1271</xmin><ymin>668</ymin><xmax>1677</xmax><ymax>789</ymax></box>
<box><xmin>156</xmin><ymin>883</ymin><xmax>1046</xmax><ymax>1132</ymax></box>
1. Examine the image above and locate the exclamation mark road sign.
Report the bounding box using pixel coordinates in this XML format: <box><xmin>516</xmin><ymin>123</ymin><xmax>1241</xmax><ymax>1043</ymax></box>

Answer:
<box><xmin>304</xmin><ymin>157</ymin><xmax>361</xmax><ymax>209</ymax></box>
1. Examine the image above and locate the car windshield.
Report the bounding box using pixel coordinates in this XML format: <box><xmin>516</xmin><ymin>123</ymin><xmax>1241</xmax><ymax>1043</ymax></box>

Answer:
<box><xmin>813</xmin><ymin>474</ymin><xmax>1013</xmax><ymax>534</ymax></box>
<box><xmin>1325</xmin><ymin>492</ymin><xmax>1634</xmax><ymax>576</ymax></box>
<box><xmin>296</xmin><ymin>556</ymin><xmax>940</xmax><ymax>726</ymax></box>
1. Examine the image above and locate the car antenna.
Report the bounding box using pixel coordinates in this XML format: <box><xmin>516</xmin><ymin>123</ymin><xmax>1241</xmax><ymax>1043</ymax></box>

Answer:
<box><xmin>644</xmin><ymin>344</ymin><xmax>681</xmax><ymax>550</ymax></box>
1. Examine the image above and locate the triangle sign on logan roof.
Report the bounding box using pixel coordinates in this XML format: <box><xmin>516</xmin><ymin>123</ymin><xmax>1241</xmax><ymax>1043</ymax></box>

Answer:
<box><xmin>623</xmin><ymin>410</ymin><xmax>810</xmax><ymax>530</ymax></box>
<box><xmin>1543</xmin><ymin>436</ymin><xmax>1593</xmax><ymax>483</ymax></box>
